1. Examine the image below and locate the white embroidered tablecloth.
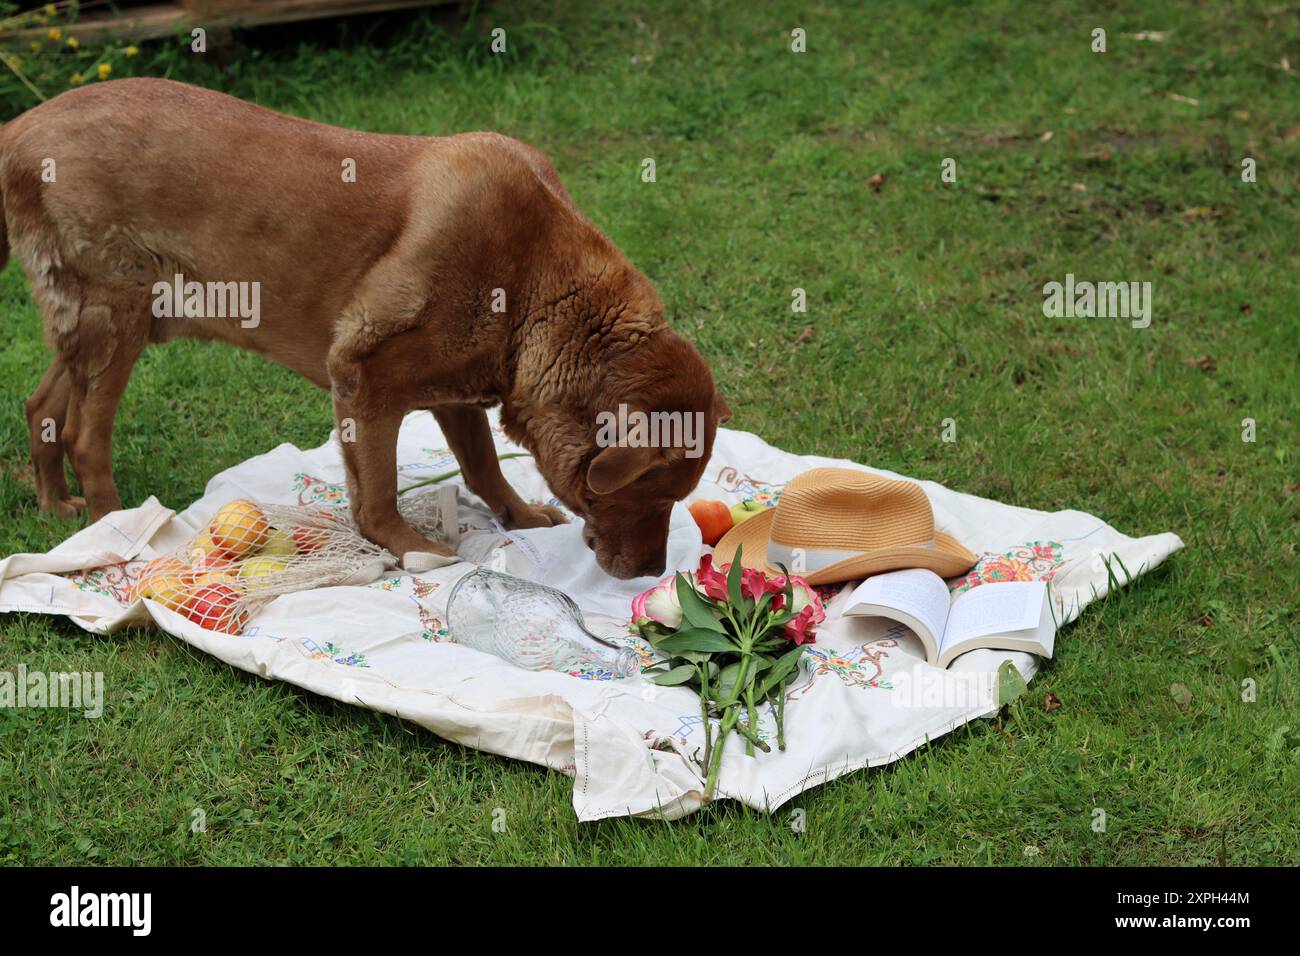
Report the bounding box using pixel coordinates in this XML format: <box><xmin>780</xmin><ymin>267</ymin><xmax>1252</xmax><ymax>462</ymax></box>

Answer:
<box><xmin>0</xmin><ymin>412</ymin><xmax>1183</xmax><ymax>819</ymax></box>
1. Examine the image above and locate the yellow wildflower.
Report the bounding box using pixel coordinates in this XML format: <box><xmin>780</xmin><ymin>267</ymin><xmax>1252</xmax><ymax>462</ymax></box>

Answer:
<box><xmin>97</xmin><ymin>62</ymin><xmax>111</xmax><ymax>80</ymax></box>
<box><xmin>66</xmin><ymin>36</ymin><xmax>79</xmax><ymax>49</ymax></box>
<box><xmin>47</xmin><ymin>27</ymin><xmax>61</xmax><ymax>41</ymax></box>
<box><xmin>68</xmin><ymin>71</ymin><xmax>83</xmax><ymax>86</ymax></box>
<box><xmin>125</xmin><ymin>45</ymin><xmax>139</xmax><ymax>57</ymax></box>
<box><xmin>45</xmin><ymin>4</ymin><xmax>57</xmax><ymax>14</ymax></box>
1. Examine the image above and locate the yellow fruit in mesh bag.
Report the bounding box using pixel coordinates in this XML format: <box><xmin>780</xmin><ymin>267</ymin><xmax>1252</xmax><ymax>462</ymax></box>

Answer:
<box><xmin>240</xmin><ymin>555</ymin><xmax>289</xmax><ymax>582</ymax></box>
<box><xmin>258</xmin><ymin>528</ymin><xmax>297</xmax><ymax>556</ymax></box>
<box><xmin>193</xmin><ymin>563</ymin><xmax>239</xmax><ymax>588</ymax></box>
<box><xmin>130</xmin><ymin>557</ymin><xmax>193</xmax><ymax>612</ymax></box>
<box><xmin>207</xmin><ymin>499</ymin><xmax>269</xmax><ymax>557</ymax></box>
<box><xmin>189</xmin><ymin>529</ymin><xmax>228</xmax><ymax>563</ymax></box>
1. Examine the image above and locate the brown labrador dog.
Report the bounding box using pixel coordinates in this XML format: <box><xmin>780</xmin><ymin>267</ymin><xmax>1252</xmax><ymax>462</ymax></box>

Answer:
<box><xmin>0</xmin><ymin>78</ymin><xmax>728</xmax><ymax>579</ymax></box>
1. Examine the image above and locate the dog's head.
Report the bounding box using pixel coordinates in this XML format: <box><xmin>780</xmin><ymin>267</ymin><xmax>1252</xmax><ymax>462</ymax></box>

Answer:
<box><xmin>581</xmin><ymin>331</ymin><xmax>730</xmax><ymax>578</ymax></box>
<box><xmin>525</xmin><ymin>329</ymin><xmax>729</xmax><ymax>579</ymax></box>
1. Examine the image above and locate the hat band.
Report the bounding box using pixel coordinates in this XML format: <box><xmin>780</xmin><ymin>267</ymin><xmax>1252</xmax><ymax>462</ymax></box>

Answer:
<box><xmin>766</xmin><ymin>538</ymin><xmax>938</xmax><ymax>574</ymax></box>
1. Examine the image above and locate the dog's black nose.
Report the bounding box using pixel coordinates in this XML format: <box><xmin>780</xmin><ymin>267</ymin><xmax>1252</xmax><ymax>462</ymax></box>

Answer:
<box><xmin>639</xmin><ymin>559</ymin><xmax>666</xmax><ymax>578</ymax></box>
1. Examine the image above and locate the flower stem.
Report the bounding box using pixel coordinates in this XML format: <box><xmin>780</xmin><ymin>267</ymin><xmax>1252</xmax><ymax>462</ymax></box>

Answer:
<box><xmin>744</xmin><ymin>684</ymin><xmax>759</xmax><ymax>756</ymax></box>
<box><xmin>396</xmin><ymin>452</ymin><xmax>531</xmax><ymax>496</ymax></box>
<box><xmin>733</xmin><ymin>720</ymin><xmax>770</xmax><ymax>753</ymax></box>
<box><xmin>698</xmin><ymin>662</ymin><xmax>713</xmax><ymax>771</ymax></box>
<box><xmin>777</xmin><ymin>683</ymin><xmax>787</xmax><ymax>751</ymax></box>
<box><xmin>702</xmin><ymin>706</ymin><xmax>740</xmax><ymax>802</ymax></box>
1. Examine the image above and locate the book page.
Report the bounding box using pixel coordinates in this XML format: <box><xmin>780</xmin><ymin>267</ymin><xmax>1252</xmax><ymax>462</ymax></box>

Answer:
<box><xmin>849</xmin><ymin>568</ymin><xmax>950</xmax><ymax>645</ymax></box>
<box><xmin>942</xmin><ymin>581</ymin><xmax>1047</xmax><ymax>651</ymax></box>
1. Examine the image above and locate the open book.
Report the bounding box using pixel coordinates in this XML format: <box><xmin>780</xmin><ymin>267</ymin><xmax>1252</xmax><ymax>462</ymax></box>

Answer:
<box><xmin>843</xmin><ymin>568</ymin><xmax>1056</xmax><ymax>668</ymax></box>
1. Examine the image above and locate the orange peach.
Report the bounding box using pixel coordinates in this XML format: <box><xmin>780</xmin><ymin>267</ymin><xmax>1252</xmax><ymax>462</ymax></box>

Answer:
<box><xmin>688</xmin><ymin>499</ymin><xmax>734</xmax><ymax>547</ymax></box>
<box><xmin>207</xmin><ymin>499</ymin><xmax>269</xmax><ymax>558</ymax></box>
<box><xmin>130</xmin><ymin>557</ymin><xmax>193</xmax><ymax>611</ymax></box>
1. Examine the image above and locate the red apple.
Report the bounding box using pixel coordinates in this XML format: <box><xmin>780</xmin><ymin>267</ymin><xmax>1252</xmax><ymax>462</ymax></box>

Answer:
<box><xmin>182</xmin><ymin>583</ymin><xmax>247</xmax><ymax>634</ymax></box>
<box><xmin>688</xmin><ymin>499</ymin><xmax>734</xmax><ymax>547</ymax></box>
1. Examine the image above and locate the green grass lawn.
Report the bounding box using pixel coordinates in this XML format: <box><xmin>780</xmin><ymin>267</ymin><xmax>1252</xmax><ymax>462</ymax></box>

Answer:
<box><xmin>1</xmin><ymin>0</ymin><xmax>1296</xmax><ymax>865</ymax></box>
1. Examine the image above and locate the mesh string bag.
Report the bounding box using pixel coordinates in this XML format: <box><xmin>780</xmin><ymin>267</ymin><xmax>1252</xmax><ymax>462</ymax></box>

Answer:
<box><xmin>130</xmin><ymin>485</ymin><xmax>460</xmax><ymax>634</ymax></box>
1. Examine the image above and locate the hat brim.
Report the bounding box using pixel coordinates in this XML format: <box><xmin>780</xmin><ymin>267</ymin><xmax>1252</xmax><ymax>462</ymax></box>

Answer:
<box><xmin>713</xmin><ymin>508</ymin><xmax>979</xmax><ymax>584</ymax></box>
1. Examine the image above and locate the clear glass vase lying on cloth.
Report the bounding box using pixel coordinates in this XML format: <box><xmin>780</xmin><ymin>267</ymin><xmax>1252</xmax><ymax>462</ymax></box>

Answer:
<box><xmin>446</xmin><ymin>567</ymin><xmax>641</xmax><ymax>678</ymax></box>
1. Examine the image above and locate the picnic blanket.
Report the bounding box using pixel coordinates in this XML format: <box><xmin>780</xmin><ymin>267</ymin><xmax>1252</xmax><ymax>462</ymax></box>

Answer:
<box><xmin>0</xmin><ymin>412</ymin><xmax>1183</xmax><ymax>819</ymax></box>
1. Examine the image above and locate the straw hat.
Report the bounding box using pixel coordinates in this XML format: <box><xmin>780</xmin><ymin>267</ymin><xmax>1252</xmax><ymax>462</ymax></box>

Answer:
<box><xmin>712</xmin><ymin>468</ymin><xmax>978</xmax><ymax>585</ymax></box>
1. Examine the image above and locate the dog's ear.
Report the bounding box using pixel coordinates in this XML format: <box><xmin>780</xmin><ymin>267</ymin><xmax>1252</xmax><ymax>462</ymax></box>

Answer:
<box><xmin>587</xmin><ymin>444</ymin><xmax>662</xmax><ymax>495</ymax></box>
<box><xmin>713</xmin><ymin>389</ymin><xmax>732</xmax><ymax>424</ymax></box>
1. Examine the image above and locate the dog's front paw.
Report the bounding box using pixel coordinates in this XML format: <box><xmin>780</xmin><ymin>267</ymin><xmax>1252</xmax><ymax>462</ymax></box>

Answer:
<box><xmin>506</xmin><ymin>502</ymin><xmax>568</xmax><ymax>529</ymax></box>
<box><xmin>39</xmin><ymin>495</ymin><xmax>87</xmax><ymax>520</ymax></box>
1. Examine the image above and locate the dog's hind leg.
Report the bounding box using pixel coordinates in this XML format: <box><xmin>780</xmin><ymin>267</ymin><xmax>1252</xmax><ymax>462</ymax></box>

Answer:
<box><xmin>59</xmin><ymin>299</ymin><xmax>147</xmax><ymax>521</ymax></box>
<box><xmin>431</xmin><ymin>405</ymin><xmax>566</xmax><ymax>529</ymax></box>
<box><xmin>24</xmin><ymin>357</ymin><xmax>83</xmax><ymax>518</ymax></box>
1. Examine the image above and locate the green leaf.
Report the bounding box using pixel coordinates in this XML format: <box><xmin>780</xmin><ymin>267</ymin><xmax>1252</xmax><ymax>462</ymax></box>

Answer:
<box><xmin>777</xmin><ymin>563</ymin><xmax>795</xmax><ymax>613</ymax></box>
<box><xmin>676</xmin><ymin>573</ymin><xmax>725</xmax><ymax>632</ymax></box>
<box><xmin>655</xmin><ymin>628</ymin><xmax>739</xmax><ymax>654</ymax></box>
<box><xmin>996</xmin><ymin>660</ymin><xmax>1028</xmax><ymax>707</ymax></box>
<box><xmin>649</xmin><ymin>664</ymin><xmax>697</xmax><ymax>686</ymax></box>
<box><xmin>673</xmin><ymin>650</ymin><xmax>712</xmax><ymax>664</ymax></box>
<box><xmin>757</xmin><ymin>644</ymin><xmax>806</xmax><ymax>698</ymax></box>
<box><xmin>646</xmin><ymin>630</ymin><xmax>710</xmax><ymax>663</ymax></box>
<box><xmin>727</xmin><ymin>545</ymin><xmax>746</xmax><ymax>611</ymax></box>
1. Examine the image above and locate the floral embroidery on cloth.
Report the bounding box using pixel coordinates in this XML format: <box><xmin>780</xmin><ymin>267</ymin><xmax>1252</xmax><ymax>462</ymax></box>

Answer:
<box><xmin>712</xmin><ymin>466</ymin><xmax>783</xmax><ymax>508</ymax></box>
<box><xmin>293</xmin><ymin>447</ymin><xmax>460</xmax><ymax>508</ymax></box>
<box><xmin>301</xmin><ymin>639</ymin><xmax>369</xmax><ymax>668</ymax></box>
<box><xmin>292</xmin><ymin>473</ymin><xmax>348</xmax><ymax>507</ymax></box>
<box><xmin>405</xmin><ymin>577</ymin><xmax>450</xmax><ymax>641</ymax></box>
<box><xmin>417</xmin><ymin>608</ymin><xmax>450</xmax><ymax>642</ymax></box>
<box><xmin>418</xmin><ymin>448</ymin><xmax>461</xmax><ymax>472</ymax></box>
<box><xmin>66</xmin><ymin>561</ymin><xmax>143</xmax><ymax>605</ymax></box>
<box><xmin>562</xmin><ymin>633</ymin><xmax>654</xmax><ymax>681</ymax></box>
<box><xmin>948</xmin><ymin>540</ymin><xmax>1065</xmax><ymax>593</ymax></box>
<box><xmin>786</xmin><ymin>636</ymin><xmax>900</xmax><ymax>700</ymax></box>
